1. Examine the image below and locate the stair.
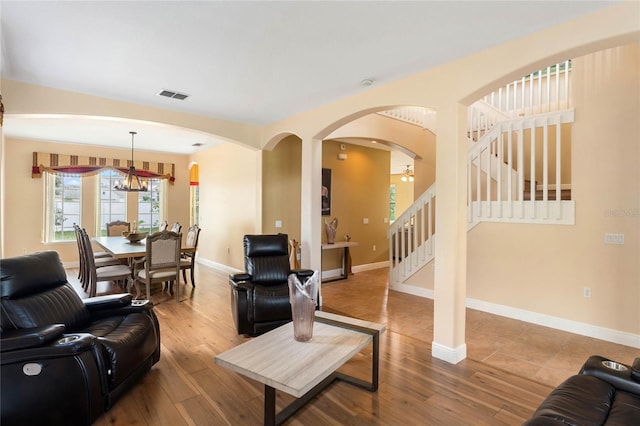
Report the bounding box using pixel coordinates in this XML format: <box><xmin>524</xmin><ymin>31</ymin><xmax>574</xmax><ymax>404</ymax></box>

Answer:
<box><xmin>389</xmin><ymin>63</ymin><xmax>575</xmax><ymax>287</ymax></box>
<box><xmin>523</xmin><ymin>181</ymin><xmax>571</xmax><ymax>201</ymax></box>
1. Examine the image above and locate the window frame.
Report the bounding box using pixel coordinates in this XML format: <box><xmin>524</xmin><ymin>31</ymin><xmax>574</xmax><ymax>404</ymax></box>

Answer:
<box><xmin>43</xmin><ymin>172</ymin><xmax>82</xmax><ymax>243</ymax></box>
<box><xmin>98</xmin><ymin>169</ymin><xmax>128</xmax><ymax>236</ymax></box>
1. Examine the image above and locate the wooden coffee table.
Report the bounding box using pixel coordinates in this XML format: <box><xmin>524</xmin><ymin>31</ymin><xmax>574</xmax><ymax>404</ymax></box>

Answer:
<box><xmin>214</xmin><ymin>311</ymin><xmax>385</xmax><ymax>426</ymax></box>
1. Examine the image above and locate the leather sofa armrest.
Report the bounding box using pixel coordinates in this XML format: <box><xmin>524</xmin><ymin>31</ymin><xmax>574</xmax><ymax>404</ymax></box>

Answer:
<box><xmin>291</xmin><ymin>269</ymin><xmax>315</xmax><ymax>279</ymax></box>
<box><xmin>83</xmin><ymin>293</ymin><xmax>134</xmax><ymax>311</ymax></box>
<box><xmin>1</xmin><ymin>324</ymin><xmax>66</xmax><ymax>352</ymax></box>
<box><xmin>632</xmin><ymin>358</ymin><xmax>640</xmax><ymax>383</ymax></box>
<box><xmin>580</xmin><ymin>355</ymin><xmax>640</xmax><ymax>396</ymax></box>
<box><xmin>1</xmin><ymin>332</ymin><xmax>97</xmax><ymax>365</ymax></box>
<box><xmin>230</xmin><ymin>273</ymin><xmax>251</xmax><ymax>283</ymax></box>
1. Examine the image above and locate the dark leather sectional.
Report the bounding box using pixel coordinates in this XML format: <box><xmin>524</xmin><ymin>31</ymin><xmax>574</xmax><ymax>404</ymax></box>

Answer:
<box><xmin>1</xmin><ymin>251</ymin><xmax>161</xmax><ymax>425</ymax></box>
<box><xmin>524</xmin><ymin>355</ymin><xmax>640</xmax><ymax>425</ymax></box>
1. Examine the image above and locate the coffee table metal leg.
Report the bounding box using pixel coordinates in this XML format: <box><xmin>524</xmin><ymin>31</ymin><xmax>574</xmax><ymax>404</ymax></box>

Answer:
<box><xmin>262</xmin><ymin>330</ymin><xmax>380</xmax><ymax>425</ymax></box>
<box><xmin>265</xmin><ymin>385</ymin><xmax>276</xmax><ymax>426</ymax></box>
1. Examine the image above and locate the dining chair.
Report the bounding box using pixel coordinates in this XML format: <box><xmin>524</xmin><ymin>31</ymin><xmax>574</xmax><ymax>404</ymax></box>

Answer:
<box><xmin>160</xmin><ymin>220</ymin><xmax>169</xmax><ymax>231</ymax></box>
<box><xmin>169</xmin><ymin>222</ymin><xmax>182</xmax><ymax>234</ymax></box>
<box><xmin>106</xmin><ymin>220</ymin><xmax>131</xmax><ymax>236</ymax></box>
<box><xmin>80</xmin><ymin>228</ymin><xmax>134</xmax><ymax>297</ymax></box>
<box><xmin>179</xmin><ymin>225</ymin><xmax>201</xmax><ymax>287</ymax></box>
<box><xmin>134</xmin><ymin>230</ymin><xmax>182</xmax><ymax>302</ymax></box>
<box><xmin>74</xmin><ymin>224</ymin><xmax>121</xmax><ymax>289</ymax></box>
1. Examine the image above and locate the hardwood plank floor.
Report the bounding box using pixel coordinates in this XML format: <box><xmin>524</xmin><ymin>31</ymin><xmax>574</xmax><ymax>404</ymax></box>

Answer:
<box><xmin>67</xmin><ymin>264</ymin><xmax>638</xmax><ymax>425</ymax></box>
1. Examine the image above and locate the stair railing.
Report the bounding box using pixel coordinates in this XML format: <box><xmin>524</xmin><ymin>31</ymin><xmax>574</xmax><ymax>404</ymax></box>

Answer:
<box><xmin>467</xmin><ymin>110</ymin><xmax>575</xmax><ymax>228</ymax></box>
<box><xmin>482</xmin><ymin>60</ymin><xmax>571</xmax><ymax>118</ymax></box>
<box><xmin>388</xmin><ymin>183</ymin><xmax>436</xmax><ymax>285</ymax></box>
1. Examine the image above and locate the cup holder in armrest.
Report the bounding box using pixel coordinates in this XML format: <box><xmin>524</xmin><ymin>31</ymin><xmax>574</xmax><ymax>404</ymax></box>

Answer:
<box><xmin>602</xmin><ymin>360</ymin><xmax>629</xmax><ymax>371</ymax></box>
<box><xmin>57</xmin><ymin>335</ymin><xmax>80</xmax><ymax>345</ymax></box>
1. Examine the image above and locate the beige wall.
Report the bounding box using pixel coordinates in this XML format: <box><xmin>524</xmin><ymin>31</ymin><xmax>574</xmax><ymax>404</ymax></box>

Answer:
<box><xmin>2</xmin><ymin>137</ymin><xmax>190</xmax><ymax>261</ymax></box>
<box><xmin>326</xmin><ymin>113</ymin><xmax>437</xmax><ymax>196</ymax></box>
<box><xmin>262</xmin><ymin>135</ymin><xmax>302</xmax><ymax>242</ymax></box>
<box><xmin>321</xmin><ymin>140</ymin><xmax>390</xmax><ymax>269</ymax></box>
<box><xmin>467</xmin><ymin>44</ymin><xmax>640</xmax><ymax>334</ymax></box>
<box><xmin>191</xmin><ymin>142</ymin><xmax>261</xmax><ymax>271</ymax></box>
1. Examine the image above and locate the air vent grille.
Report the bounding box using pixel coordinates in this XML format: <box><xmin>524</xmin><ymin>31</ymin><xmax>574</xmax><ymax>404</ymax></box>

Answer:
<box><xmin>158</xmin><ymin>89</ymin><xmax>189</xmax><ymax>100</ymax></box>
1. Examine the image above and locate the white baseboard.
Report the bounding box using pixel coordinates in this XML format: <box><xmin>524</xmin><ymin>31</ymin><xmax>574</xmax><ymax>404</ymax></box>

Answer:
<box><xmin>389</xmin><ymin>283</ymin><xmax>434</xmax><ymax>299</ymax></box>
<box><xmin>352</xmin><ymin>261</ymin><xmax>389</xmax><ymax>273</ymax></box>
<box><xmin>466</xmin><ymin>298</ymin><xmax>640</xmax><ymax>349</ymax></box>
<box><xmin>391</xmin><ymin>283</ymin><xmax>640</xmax><ymax>349</ymax></box>
<box><xmin>197</xmin><ymin>257</ymin><xmax>242</xmax><ymax>275</ymax></box>
<box><xmin>322</xmin><ymin>261</ymin><xmax>389</xmax><ymax>281</ymax></box>
<box><xmin>432</xmin><ymin>342</ymin><xmax>467</xmax><ymax>364</ymax></box>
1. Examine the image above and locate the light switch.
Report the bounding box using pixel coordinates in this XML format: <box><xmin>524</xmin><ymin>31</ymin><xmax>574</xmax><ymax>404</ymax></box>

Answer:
<box><xmin>363</xmin><ymin>218</ymin><xmax>369</xmax><ymax>224</ymax></box>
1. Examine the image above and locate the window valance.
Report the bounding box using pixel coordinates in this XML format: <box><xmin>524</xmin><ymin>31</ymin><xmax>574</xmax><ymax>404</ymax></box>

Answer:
<box><xmin>32</xmin><ymin>152</ymin><xmax>175</xmax><ymax>184</ymax></box>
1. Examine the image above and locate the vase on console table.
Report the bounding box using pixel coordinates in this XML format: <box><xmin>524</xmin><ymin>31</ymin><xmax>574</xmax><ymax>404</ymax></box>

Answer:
<box><xmin>288</xmin><ymin>270</ymin><xmax>319</xmax><ymax>342</ymax></box>
<box><xmin>324</xmin><ymin>217</ymin><xmax>338</xmax><ymax>244</ymax></box>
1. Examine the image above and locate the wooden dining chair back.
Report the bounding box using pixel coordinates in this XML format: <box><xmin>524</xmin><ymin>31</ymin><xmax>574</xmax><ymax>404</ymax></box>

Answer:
<box><xmin>80</xmin><ymin>228</ymin><xmax>133</xmax><ymax>297</ymax></box>
<box><xmin>135</xmin><ymin>230</ymin><xmax>182</xmax><ymax>302</ymax></box>
<box><xmin>180</xmin><ymin>225</ymin><xmax>201</xmax><ymax>287</ymax></box>
<box><xmin>169</xmin><ymin>222</ymin><xmax>182</xmax><ymax>234</ymax></box>
<box><xmin>74</xmin><ymin>224</ymin><xmax>119</xmax><ymax>289</ymax></box>
<box><xmin>106</xmin><ymin>220</ymin><xmax>131</xmax><ymax>236</ymax></box>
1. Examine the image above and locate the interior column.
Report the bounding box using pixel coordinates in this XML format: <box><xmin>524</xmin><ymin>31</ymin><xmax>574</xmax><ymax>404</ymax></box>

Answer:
<box><xmin>432</xmin><ymin>103</ymin><xmax>468</xmax><ymax>363</ymax></box>
<box><xmin>299</xmin><ymin>136</ymin><xmax>323</xmax><ymax>279</ymax></box>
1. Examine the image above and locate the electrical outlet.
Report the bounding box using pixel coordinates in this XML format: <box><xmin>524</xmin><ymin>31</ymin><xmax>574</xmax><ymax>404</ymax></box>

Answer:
<box><xmin>583</xmin><ymin>287</ymin><xmax>592</xmax><ymax>298</ymax></box>
<box><xmin>275</xmin><ymin>220</ymin><xmax>282</xmax><ymax>228</ymax></box>
<box><xmin>363</xmin><ymin>218</ymin><xmax>369</xmax><ymax>224</ymax></box>
<box><xmin>605</xmin><ymin>233</ymin><xmax>624</xmax><ymax>244</ymax></box>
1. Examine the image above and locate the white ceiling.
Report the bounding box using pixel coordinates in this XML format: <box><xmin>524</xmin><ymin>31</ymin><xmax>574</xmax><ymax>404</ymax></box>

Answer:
<box><xmin>0</xmin><ymin>1</ymin><xmax>615</xmax><ymax>155</ymax></box>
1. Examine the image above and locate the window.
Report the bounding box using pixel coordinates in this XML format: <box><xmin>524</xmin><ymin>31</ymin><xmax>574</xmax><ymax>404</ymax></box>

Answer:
<box><xmin>389</xmin><ymin>184</ymin><xmax>397</xmax><ymax>222</ymax></box>
<box><xmin>98</xmin><ymin>170</ymin><xmax>127</xmax><ymax>236</ymax></box>
<box><xmin>137</xmin><ymin>179</ymin><xmax>165</xmax><ymax>233</ymax></box>
<box><xmin>190</xmin><ymin>185</ymin><xmax>199</xmax><ymax>226</ymax></box>
<box><xmin>189</xmin><ymin>163</ymin><xmax>199</xmax><ymax>226</ymax></box>
<box><xmin>44</xmin><ymin>173</ymin><xmax>82</xmax><ymax>242</ymax></box>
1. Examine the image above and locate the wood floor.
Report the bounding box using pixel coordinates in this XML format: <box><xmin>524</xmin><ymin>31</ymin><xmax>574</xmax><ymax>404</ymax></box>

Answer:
<box><xmin>68</xmin><ymin>264</ymin><xmax>638</xmax><ymax>425</ymax></box>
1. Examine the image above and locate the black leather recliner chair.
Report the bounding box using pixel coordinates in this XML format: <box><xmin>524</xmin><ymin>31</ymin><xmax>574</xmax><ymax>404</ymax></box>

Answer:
<box><xmin>1</xmin><ymin>251</ymin><xmax>161</xmax><ymax>426</ymax></box>
<box><xmin>229</xmin><ymin>234</ymin><xmax>313</xmax><ymax>336</ymax></box>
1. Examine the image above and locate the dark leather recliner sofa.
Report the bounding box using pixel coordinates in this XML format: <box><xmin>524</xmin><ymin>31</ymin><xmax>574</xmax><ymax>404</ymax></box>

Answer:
<box><xmin>524</xmin><ymin>355</ymin><xmax>640</xmax><ymax>425</ymax></box>
<box><xmin>229</xmin><ymin>234</ymin><xmax>313</xmax><ymax>336</ymax></box>
<box><xmin>1</xmin><ymin>251</ymin><xmax>161</xmax><ymax>426</ymax></box>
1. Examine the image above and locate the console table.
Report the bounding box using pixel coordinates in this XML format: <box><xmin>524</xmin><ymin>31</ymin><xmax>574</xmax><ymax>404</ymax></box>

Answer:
<box><xmin>321</xmin><ymin>241</ymin><xmax>358</xmax><ymax>282</ymax></box>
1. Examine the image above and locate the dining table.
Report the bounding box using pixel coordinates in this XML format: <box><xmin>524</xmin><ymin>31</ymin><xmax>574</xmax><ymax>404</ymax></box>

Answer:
<box><xmin>93</xmin><ymin>235</ymin><xmax>195</xmax><ymax>259</ymax></box>
<box><xmin>93</xmin><ymin>235</ymin><xmax>147</xmax><ymax>259</ymax></box>
<box><xmin>93</xmin><ymin>235</ymin><xmax>195</xmax><ymax>301</ymax></box>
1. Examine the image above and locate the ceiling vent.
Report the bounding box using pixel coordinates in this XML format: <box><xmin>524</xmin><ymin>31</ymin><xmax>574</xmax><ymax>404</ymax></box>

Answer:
<box><xmin>158</xmin><ymin>89</ymin><xmax>189</xmax><ymax>100</ymax></box>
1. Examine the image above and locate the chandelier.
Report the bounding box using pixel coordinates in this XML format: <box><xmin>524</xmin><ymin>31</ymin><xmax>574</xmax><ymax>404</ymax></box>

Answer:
<box><xmin>114</xmin><ymin>131</ymin><xmax>148</xmax><ymax>192</ymax></box>
<box><xmin>400</xmin><ymin>164</ymin><xmax>414</xmax><ymax>182</ymax></box>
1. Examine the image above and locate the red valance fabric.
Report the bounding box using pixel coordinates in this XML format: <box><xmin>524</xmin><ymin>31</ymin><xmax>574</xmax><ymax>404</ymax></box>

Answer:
<box><xmin>32</xmin><ymin>152</ymin><xmax>175</xmax><ymax>184</ymax></box>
